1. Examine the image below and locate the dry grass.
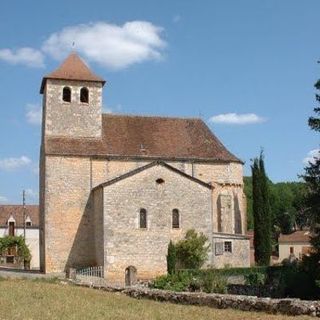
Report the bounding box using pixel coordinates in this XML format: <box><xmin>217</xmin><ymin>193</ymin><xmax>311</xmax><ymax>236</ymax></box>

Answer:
<box><xmin>0</xmin><ymin>279</ymin><xmax>314</xmax><ymax>320</ymax></box>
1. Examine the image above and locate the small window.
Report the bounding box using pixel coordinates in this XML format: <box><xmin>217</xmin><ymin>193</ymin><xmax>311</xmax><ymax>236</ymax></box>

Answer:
<box><xmin>290</xmin><ymin>247</ymin><xmax>294</xmax><ymax>254</ymax></box>
<box><xmin>80</xmin><ymin>87</ymin><xmax>89</xmax><ymax>103</ymax></box>
<box><xmin>139</xmin><ymin>208</ymin><xmax>147</xmax><ymax>229</ymax></box>
<box><xmin>9</xmin><ymin>221</ymin><xmax>15</xmax><ymax>236</ymax></box>
<box><xmin>224</xmin><ymin>241</ymin><xmax>232</xmax><ymax>253</ymax></box>
<box><xmin>156</xmin><ymin>178</ymin><xmax>164</xmax><ymax>184</ymax></box>
<box><xmin>26</xmin><ymin>221</ymin><xmax>32</xmax><ymax>227</ymax></box>
<box><xmin>172</xmin><ymin>209</ymin><xmax>180</xmax><ymax>229</ymax></box>
<box><xmin>62</xmin><ymin>87</ymin><xmax>71</xmax><ymax>102</ymax></box>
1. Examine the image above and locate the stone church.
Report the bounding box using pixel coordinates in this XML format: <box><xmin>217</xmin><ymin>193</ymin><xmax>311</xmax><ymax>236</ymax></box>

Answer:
<box><xmin>39</xmin><ymin>53</ymin><xmax>250</xmax><ymax>284</ymax></box>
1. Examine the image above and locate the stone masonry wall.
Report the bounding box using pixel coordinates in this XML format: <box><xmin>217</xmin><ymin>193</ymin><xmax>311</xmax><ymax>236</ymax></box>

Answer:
<box><xmin>212</xmin><ymin>234</ymin><xmax>250</xmax><ymax>268</ymax></box>
<box><xmin>44</xmin><ymin>79</ymin><xmax>102</xmax><ymax>138</ymax></box>
<box><xmin>93</xmin><ymin>188</ymin><xmax>104</xmax><ymax>268</ymax></box>
<box><xmin>43</xmin><ymin>156</ymin><xmax>246</xmax><ymax>274</ymax></box>
<box><xmin>102</xmin><ymin>164</ymin><xmax>212</xmax><ymax>284</ymax></box>
<box><xmin>44</xmin><ymin>156</ymin><xmax>95</xmax><ymax>273</ymax></box>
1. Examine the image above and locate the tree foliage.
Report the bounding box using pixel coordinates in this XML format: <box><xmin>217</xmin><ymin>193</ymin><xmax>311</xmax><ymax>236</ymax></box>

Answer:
<box><xmin>252</xmin><ymin>152</ymin><xmax>272</xmax><ymax>266</ymax></box>
<box><xmin>302</xmin><ymin>79</ymin><xmax>320</xmax><ymax>286</ymax></box>
<box><xmin>244</xmin><ymin>177</ymin><xmax>307</xmax><ymax>233</ymax></box>
<box><xmin>167</xmin><ymin>240</ymin><xmax>176</xmax><ymax>275</ymax></box>
<box><xmin>175</xmin><ymin>229</ymin><xmax>209</xmax><ymax>269</ymax></box>
<box><xmin>0</xmin><ymin>236</ymin><xmax>31</xmax><ymax>262</ymax></box>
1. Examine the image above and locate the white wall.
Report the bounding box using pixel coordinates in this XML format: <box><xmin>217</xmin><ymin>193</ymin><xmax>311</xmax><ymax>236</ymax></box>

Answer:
<box><xmin>278</xmin><ymin>242</ymin><xmax>311</xmax><ymax>262</ymax></box>
<box><xmin>0</xmin><ymin>227</ymin><xmax>40</xmax><ymax>270</ymax></box>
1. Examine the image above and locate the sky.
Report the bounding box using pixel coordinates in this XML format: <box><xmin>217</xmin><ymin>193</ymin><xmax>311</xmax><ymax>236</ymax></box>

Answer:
<box><xmin>0</xmin><ymin>0</ymin><xmax>319</xmax><ymax>205</ymax></box>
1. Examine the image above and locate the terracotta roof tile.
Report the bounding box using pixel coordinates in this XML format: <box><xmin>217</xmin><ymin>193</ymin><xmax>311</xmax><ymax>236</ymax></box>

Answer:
<box><xmin>45</xmin><ymin>114</ymin><xmax>242</xmax><ymax>163</ymax></box>
<box><xmin>0</xmin><ymin>205</ymin><xmax>39</xmax><ymax>228</ymax></box>
<box><xmin>40</xmin><ymin>53</ymin><xmax>105</xmax><ymax>93</ymax></box>
<box><xmin>278</xmin><ymin>231</ymin><xmax>311</xmax><ymax>243</ymax></box>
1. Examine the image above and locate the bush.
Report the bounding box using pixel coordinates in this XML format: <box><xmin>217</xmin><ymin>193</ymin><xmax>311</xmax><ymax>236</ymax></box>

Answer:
<box><xmin>200</xmin><ymin>271</ymin><xmax>227</xmax><ymax>294</ymax></box>
<box><xmin>175</xmin><ymin>229</ymin><xmax>209</xmax><ymax>269</ymax></box>
<box><xmin>151</xmin><ymin>270</ymin><xmax>227</xmax><ymax>294</ymax></box>
<box><xmin>244</xmin><ymin>271</ymin><xmax>266</xmax><ymax>286</ymax></box>
<box><xmin>167</xmin><ymin>241</ymin><xmax>176</xmax><ymax>275</ymax></box>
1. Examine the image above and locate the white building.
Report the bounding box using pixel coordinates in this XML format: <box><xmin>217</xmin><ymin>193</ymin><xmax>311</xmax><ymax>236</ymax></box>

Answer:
<box><xmin>0</xmin><ymin>205</ymin><xmax>39</xmax><ymax>270</ymax></box>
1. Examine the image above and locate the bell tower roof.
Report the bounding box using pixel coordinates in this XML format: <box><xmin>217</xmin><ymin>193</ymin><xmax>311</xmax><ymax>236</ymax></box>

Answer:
<box><xmin>40</xmin><ymin>52</ymin><xmax>105</xmax><ymax>93</ymax></box>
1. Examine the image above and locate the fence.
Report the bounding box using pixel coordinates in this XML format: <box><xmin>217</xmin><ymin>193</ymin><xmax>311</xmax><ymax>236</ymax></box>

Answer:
<box><xmin>76</xmin><ymin>266</ymin><xmax>106</xmax><ymax>286</ymax></box>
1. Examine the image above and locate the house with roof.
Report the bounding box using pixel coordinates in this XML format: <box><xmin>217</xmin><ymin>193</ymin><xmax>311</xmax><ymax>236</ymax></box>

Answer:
<box><xmin>39</xmin><ymin>53</ymin><xmax>250</xmax><ymax>284</ymax></box>
<box><xmin>278</xmin><ymin>230</ymin><xmax>313</xmax><ymax>262</ymax></box>
<box><xmin>0</xmin><ymin>205</ymin><xmax>39</xmax><ymax>269</ymax></box>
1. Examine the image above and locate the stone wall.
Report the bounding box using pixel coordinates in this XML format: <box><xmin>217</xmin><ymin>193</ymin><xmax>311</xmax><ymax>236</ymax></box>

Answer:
<box><xmin>72</xmin><ymin>280</ymin><xmax>320</xmax><ymax>317</ymax></box>
<box><xmin>42</xmin><ymin>155</ymin><xmax>247</xmax><ymax>274</ymax></box>
<box><xmin>101</xmin><ymin>164</ymin><xmax>212</xmax><ymax>284</ymax></box>
<box><xmin>43</xmin><ymin>156</ymin><xmax>95</xmax><ymax>273</ymax></box>
<box><xmin>212</xmin><ymin>234</ymin><xmax>250</xmax><ymax>268</ymax></box>
<box><xmin>44</xmin><ymin>79</ymin><xmax>102</xmax><ymax>138</ymax></box>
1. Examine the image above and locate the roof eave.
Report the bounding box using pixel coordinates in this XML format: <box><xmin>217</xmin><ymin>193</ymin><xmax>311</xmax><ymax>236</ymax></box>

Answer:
<box><xmin>40</xmin><ymin>77</ymin><xmax>106</xmax><ymax>94</ymax></box>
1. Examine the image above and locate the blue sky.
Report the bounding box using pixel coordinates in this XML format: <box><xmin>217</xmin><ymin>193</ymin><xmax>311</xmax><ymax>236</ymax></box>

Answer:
<box><xmin>0</xmin><ymin>0</ymin><xmax>319</xmax><ymax>204</ymax></box>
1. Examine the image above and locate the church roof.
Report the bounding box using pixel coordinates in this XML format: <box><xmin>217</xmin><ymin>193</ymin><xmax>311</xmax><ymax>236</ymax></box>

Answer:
<box><xmin>45</xmin><ymin>114</ymin><xmax>242</xmax><ymax>163</ymax></box>
<box><xmin>0</xmin><ymin>205</ymin><xmax>39</xmax><ymax>228</ymax></box>
<box><xmin>93</xmin><ymin>161</ymin><xmax>213</xmax><ymax>190</ymax></box>
<box><xmin>40</xmin><ymin>53</ymin><xmax>105</xmax><ymax>93</ymax></box>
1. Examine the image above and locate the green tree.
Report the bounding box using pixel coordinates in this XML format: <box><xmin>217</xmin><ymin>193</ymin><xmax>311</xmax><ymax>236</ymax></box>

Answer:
<box><xmin>302</xmin><ymin>79</ymin><xmax>320</xmax><ymax>285</ymax></box>
<box><xmin>251</xmin><ymin>152</ymin><xmax>272</xmax><ymax>265</ymax></box>
<box><xmin>167</xmin><ymin>240</ymin><xmax>176</xmax><ymax>275</ymax></box>
<box><xmin>175</xmin><ymin>229</ymin><xmax>209</xmax><ymax>269</ymax></box>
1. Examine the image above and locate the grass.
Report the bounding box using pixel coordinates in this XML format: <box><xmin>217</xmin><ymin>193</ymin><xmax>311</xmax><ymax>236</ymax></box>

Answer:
<box><xmin>0</xmin><ymin>279</ymin><xmax>314</xmax><ymax>320</ymax></box>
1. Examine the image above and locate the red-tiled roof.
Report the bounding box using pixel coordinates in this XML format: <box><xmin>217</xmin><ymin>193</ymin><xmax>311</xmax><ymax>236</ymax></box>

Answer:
<box><xmin>0</xmin><ymin>205</ymin><xmax>39</xmax><ymax>228</ymax></box>
<box><xmin>45</xmin><ymin>114</ymin><xmax>242</xmax><ymax>163</ymax></box>
<box><xmin>278</xmin><ymin>231</ymin><xmax>311</xmax><ymax>243</ymax></box>
<box><xmin>40</xmin><ymin>53</ymin><xmax>105</xmax><ymax>93</ymax></box>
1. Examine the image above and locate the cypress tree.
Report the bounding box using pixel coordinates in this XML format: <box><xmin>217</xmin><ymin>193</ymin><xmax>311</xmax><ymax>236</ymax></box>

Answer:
<box><xmin>252</xmin><ymin>152</ymin><xmax>272</xmax><ymax>265</ymax></box>
<box><xmin>167</xmin><ymin>240</ymin><xmax>176</xmax><ymax>275</ymax></box>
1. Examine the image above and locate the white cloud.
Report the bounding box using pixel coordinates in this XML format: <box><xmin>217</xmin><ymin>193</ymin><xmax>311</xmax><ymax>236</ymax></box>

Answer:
<box><xmin>0</xmin><ymin>156</ymin><xmax>32</xmax><ymax>171</ymax></box>
<box><xmin>0</xmin><ymin>47</ymin><xmax>44</xmax><ymax>68</ymax></box>
<box><xmin>303</xmin><ymin>149</ymin><xmax>320</xmax><ymax>165</ymax></box>
<box><xmin>25</xmin><ymin>188</ymin><xmax>38</xmax><ymax>199</ymax></box>
<box><xmin>209</xmin><ymin>113</ymin><xmax>266</xmax><ymax>125</ymax></box>
<box><xmin>42</xmin><ymin>21</ymin><xmax>166</xmax><ymax>70</ymax></box>
<box><xmin>0</xmin><ymin>196</ymin><xmax>8</xmax><ymax>204</ymax></box>
<box><xmin>26</xmin><ymin>103</ymin><xmax>42</xmax><ymax>125</ymax></box>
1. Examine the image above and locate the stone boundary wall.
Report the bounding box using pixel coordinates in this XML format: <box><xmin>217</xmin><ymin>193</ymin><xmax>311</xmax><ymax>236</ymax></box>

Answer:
<box><xmin>72</xmin><ymin>280</ymin><xmax>320</xmax><ymax>317</ymax></box>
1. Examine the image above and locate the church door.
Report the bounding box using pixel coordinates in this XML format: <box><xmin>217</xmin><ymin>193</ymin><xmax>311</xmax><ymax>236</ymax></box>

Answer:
<box><xmin>125</xmin><ymin>266</ymin><xmax>137</xmax><ymax>286</ymax></box>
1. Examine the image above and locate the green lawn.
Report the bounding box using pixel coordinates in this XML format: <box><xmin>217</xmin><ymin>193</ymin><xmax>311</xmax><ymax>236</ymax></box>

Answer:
<box><xmin>0</xmin><ymin>279</ymin><xmax>314</xmax><ymax>320</ymax></box>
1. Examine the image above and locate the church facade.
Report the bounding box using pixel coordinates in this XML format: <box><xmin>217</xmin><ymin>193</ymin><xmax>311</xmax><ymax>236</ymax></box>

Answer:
<box><xmin>39</xmin><ymin>53</ymin><xmax>250</xmax><ymax>284</ymax></box>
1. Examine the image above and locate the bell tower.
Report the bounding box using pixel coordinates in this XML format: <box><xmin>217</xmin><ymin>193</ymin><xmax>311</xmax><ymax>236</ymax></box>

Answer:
<box><xmin>40</xmin><ymin>53</ymin><xmax>105</xmax><ymax>138</ymax></box>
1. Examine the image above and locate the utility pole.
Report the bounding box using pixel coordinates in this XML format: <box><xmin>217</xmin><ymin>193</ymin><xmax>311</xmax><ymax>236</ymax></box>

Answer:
<box><xmin>23</xmin><ymin>190</ymin><xmax>26</xmax><ymax>239</ymax></box>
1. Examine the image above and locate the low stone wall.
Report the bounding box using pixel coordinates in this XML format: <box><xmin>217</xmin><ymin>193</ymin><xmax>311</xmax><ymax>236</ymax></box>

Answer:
<box><xmin>73</xmin><ymin>280</ymin><xmax>320</xmax><ymax>317</ymax></box>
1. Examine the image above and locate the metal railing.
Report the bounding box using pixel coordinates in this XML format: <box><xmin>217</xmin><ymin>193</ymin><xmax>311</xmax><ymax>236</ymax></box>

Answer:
<box><xmin>76</xmin><ymin>266</ymin><xmax>106</xmax><ymax>286</ymax></box>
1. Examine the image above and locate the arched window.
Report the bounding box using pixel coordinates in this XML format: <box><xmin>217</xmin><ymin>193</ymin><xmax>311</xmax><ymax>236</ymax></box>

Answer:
<box><xmin>172</xmin><ymin>209</ymin><xmax>180</xmax><ymax>229</ymax></box>
<box><xmin>62</xmin><ymin>87</ymin><xmax>71</xmax><ymax>102</ymax></box>
<box><xmin>80</xmin><ymin>87</ymin><xmax>89</xmax><ymax>103</ymax></box>
<box><xmin>139</xmin><ymin>208</ymin><xmax>147</xmax><ymax>229</ymax></box>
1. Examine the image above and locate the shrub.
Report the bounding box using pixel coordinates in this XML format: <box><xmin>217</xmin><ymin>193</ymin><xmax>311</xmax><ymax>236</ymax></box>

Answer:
<box><xmin>175</xmin><ymin>229</ymin><xmax>209</xmax><ymax>269</ymax></box>
<box><xmin>200</xmin><ymin>271</ymin><xmax>227</xmax><ymax>294</ymax></box>
<box><xmin>244</xmin><ymin>271</ymin><xmax>266</xmax><ymax>286</ymax></box>
<box><xmin>167</xmin><ymin>241</ymin><xmax>176</xmax><ymax>275</ymax></box>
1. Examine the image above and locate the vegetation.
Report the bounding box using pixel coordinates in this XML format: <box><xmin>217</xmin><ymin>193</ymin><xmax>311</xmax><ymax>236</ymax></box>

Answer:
<box><xmin>0</xmin><ymin>235</ymin><xmax>31</xmax><ymax>262</ymax></box>
<box><xmin>244</xmin><ymin>177</ymin><xmax>307</xmax><ymax>233</ymax></box>
<box><xmin>152</xmin><ymin>270</ymin><xmax>227</xmax><ymax>293</ymax></box>
<box><xmin>251</xmin><ymin>152</ymin><xmax>272</xmax><ymax>265</ymax></box>
<box><xmin>0</xmin><ymin>279</ymin><xmax>312</xmax><ymax>320</ymax></box>
<box><xmin>167</xmin><ymin>240</ymin><xmax>176</xmax><ymax>275</ymax></box>
<box><xmin>175</xmin><ymin>229</ymin><xmax>209</xmax><ymax>269</ymax></box>
<box><xmin>301</xmin><ymin>79</ymin><xmax>320</xmax><ymax>291</ymax></box>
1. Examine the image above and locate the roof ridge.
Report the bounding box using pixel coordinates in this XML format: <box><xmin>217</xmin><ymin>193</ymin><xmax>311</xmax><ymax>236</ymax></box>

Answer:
<box><xmin>102</xmin><ymin>113</ymin><xmax>202</xmax><ymax>121</ymax></box>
